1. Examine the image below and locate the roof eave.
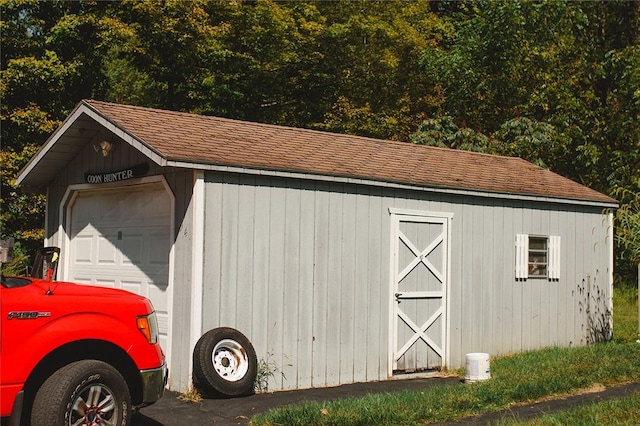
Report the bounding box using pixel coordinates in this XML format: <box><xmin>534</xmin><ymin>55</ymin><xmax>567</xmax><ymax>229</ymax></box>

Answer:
<box><xmin>163</xmin><ymin>158</ymin><xmax>619</xmax><ymax>209</ymax></box>
<box><xmin>16</xmin><ymin>102</ymin><xmax>88</xmax><ymax>187</ymax></box>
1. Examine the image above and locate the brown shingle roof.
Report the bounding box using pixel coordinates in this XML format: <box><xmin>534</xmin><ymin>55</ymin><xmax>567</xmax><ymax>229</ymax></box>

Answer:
<box><xmin>85</xmin><ymin>100</ymin><xmax>616</xmax><ymax>205</ymax></box>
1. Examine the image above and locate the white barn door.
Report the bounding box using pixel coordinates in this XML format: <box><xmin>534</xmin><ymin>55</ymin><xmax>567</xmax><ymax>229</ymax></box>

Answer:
<box><xmin>67</xmin><ymin>184</ymin><xmax>172</xmax><ymax>353</ymax></box>
<box><xmin>390</xmin><ymin>209</ymin><xmax>451</xmax><ymax>374</ymax></box>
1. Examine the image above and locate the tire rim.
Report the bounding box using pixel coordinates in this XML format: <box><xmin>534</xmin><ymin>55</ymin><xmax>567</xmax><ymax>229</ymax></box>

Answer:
<box><xmin>212</xmin><ymin>338</ymin><xmax>249</xmax><ymax>382</ymax></box>
<box><xmin>69</xmin><ymin>383</ymin><xmax>118</xmax><ymax>426</ymax></box>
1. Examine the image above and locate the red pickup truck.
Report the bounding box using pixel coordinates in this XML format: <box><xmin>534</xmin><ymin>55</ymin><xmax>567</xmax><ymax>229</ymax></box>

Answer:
<box><xmin>0</xmin><ymin>246</ymin><xmax>167</xmax><ymax>426</ymax></box>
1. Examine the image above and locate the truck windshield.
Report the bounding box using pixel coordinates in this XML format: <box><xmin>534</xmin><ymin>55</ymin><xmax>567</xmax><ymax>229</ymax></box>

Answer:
<box><xmin>1</xmin><ymin>275</ymin><xmax>32</xmax><ymax>288</ymax></box>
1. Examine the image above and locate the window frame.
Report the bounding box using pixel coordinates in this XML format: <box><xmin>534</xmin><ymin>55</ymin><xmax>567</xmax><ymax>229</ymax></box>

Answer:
<box><xmin>516</xmin><ymin>234</ymin><xmax>560</xmax><ymax>281</ymax></box>
<box><xmin>527</xmin><ymin>236</ymin><xmax>549</xmax><ymax>278</ymax></box>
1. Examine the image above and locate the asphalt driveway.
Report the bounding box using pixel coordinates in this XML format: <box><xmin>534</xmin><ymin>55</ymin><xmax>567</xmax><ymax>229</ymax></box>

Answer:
<box><xmin>135</xmin><ymin>376</ymin><xmax>460</xmax><ymax>425</ymax></box>
<box><xmin>134</xmin><ymin>378</ymin><xmax>640</xmax><ymax>426</ymax></box>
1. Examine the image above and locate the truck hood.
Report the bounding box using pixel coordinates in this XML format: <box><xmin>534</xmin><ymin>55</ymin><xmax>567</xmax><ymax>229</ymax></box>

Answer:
<box><xmin>30</xmin><ymin>279</ymin><xmax>148</xmax><ymax>300</ymax></box>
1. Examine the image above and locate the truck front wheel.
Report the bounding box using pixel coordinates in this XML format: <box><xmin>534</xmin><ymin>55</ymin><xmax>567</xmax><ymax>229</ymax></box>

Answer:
<box><xmin>31</xmin><ymin>360</ymin><xmax>131</xmax><ymax>426</ymax></box>
<box><xmin>193</xmin><ymin>327</ymin><xmax>257</xmax><ymax>397</ymax></box>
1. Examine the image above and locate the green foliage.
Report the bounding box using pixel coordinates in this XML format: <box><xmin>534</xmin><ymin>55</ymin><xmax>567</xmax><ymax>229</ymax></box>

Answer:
<box><xmin>411</xmin><ymin>116</ymin><xmax>490</xmax><ymax>152</ymax></box>
<box><xmin>492</xmin><ymin>118</ymin><xmax>569</xmax><ymax>169</ymax></box>
<box><xmin>613</xmin><ymin>190</ymin><xmax>640</xmax><ymax>288</ymax></box>
<box><xmin>254</xmin><ymin>352</ymin><xmax>284</xmax><ymax>393</ymax></box>
<box><xmin>313</xmin><ymin>0</ymin><xmax>447</xmax><ymax>140</ymax></box>
<box><xmin>1</xmin><ymin>0</ymin><xmax>639</xmax><ymax>281</ymax></box>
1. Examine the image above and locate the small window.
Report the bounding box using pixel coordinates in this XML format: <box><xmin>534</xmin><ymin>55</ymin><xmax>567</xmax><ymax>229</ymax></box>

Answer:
<box><xmin>516</xmin><ymin>234</ymin><xmax>560</xmax><ymax>281</ymax></box>
<box><xmin>528</xmin><ymin>237</ymin><xmax>548</xmax><ymax>277</ymax></box>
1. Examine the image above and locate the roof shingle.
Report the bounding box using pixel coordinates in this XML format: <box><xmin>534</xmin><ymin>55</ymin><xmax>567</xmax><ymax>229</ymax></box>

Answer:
<box><xmin>84</xmin><ymin>100</ymin><xmax>616</xmax><ymax>205</ymax></box>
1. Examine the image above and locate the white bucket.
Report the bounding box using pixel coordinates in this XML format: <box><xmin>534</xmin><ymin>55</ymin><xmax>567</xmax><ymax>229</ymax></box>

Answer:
<box><xmin>465</xmin><ymin>352</ymin><xmax>491</xmax><ymax>383</ymax></box>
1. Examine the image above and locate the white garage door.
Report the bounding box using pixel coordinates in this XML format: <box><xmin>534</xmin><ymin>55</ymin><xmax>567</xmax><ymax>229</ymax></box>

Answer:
<box><xmin>68</xmin><ymin>184</ymin><xmax>171</xmax><ymax>352</ymax></box>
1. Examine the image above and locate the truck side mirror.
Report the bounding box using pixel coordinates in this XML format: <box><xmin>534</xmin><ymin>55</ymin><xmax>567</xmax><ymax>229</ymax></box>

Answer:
<box><xmin>31</xmin><ymin>247</ymin><xmax>61</xmax><ymax>281</ymax></box>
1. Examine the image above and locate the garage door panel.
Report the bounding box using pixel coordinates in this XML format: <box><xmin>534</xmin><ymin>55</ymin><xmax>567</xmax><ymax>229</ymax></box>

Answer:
<box><xmin>70</xmin><ymin>274</ymin><xmax>93</xmax><ymax>285</ymax></box>
<box><xmin>69</xmin><ymin>185</ymin><xmax>171</xmax><ymax>353</ymax></box>
<box><xmin>122</xmin><ymin>280</ymin><xmax>144</xmax><ymax>295</ymax></box>
<box><xmin>122</xmin><ymin>235</ymin><xmax>143</xmax><ymax>265</ymax></box>
<box><xmin>73</xmin><ymin>236</ymin><xmax>94</xmax><ymax>263</ymax></box>
<box><xmin>149</xmin><ymin>235</ymin><xmax>170</xmax><ymax>264</ymax></box>
<box><xmin>97</xmin><ymin>236</ymin><xmax>118</xmax><ymax>265</ymax></box>
<box><xmin>95</xmin><ymin>278</ymin><xmax>116</xmax><ymax>288</ymax></box>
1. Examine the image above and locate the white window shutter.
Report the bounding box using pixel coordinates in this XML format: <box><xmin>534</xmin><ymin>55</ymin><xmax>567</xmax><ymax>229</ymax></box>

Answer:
<box><xmin>548</xmin><ymin>236</ymin><xmax>561</xmax><ymax>280</ymax></box>
<box><xmin>515</xmin><ymin>234</ymin><xmax>529</xmax><ymax>280</ymax></box>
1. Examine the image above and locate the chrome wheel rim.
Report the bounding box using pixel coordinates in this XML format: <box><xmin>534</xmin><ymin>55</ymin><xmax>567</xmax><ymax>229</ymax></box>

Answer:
<box><xmin>69</xmin><ymin>383</ymin><xmax>118</xmax><ymax>426</ymax></box>
<box><xmin>212</xmin><ymin>339</ymin><xmax>249</xmax><ymax>382</ymax></box>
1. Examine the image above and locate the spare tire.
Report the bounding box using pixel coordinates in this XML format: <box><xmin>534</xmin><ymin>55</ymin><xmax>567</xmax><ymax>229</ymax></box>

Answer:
<box><xmin>193</xmin><ymin>327</ymin><xmax>257</xmax><ymax>397</ymax></box>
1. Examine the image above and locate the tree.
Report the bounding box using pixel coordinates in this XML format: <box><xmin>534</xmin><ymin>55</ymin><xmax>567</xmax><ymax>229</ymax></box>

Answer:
<box><xmin>410</xmin><ymin>116</ymin><xmax>490</xmax><ymax>152</ymax></box>
<box><xmin>1</xmin><ymin>0</ymin><xmax>122</xmax><ymax>256</ymax></box>
<box><xmin>421</xmin><ymin>1</ymin><xmax>639</xmax><ymax>191</ymax></box>
<box><xmin>311</xmin><ymin>0</ymin><xmax>449</xmax><ymax>140</ymax></box>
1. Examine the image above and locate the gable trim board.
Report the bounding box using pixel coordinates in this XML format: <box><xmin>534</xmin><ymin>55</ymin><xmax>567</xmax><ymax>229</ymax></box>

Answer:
<box><xmin>189</xmin><ymin>170</ymin><xmax>206</xmax><ymax>387</ymax></box>
<box><xmin>16</xmin><ymin>100</ymin><xmax>618</xmax><ymax>393</ymax></box>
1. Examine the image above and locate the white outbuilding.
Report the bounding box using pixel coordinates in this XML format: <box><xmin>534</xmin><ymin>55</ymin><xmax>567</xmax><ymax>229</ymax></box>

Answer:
<box><xmin>17</xmin><ymin>100</ymin><xmax>618</xmax><ymax>393</ymax></box>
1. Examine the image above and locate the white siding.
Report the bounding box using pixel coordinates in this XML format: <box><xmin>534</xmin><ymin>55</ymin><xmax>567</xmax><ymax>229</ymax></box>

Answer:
<box><xmin>198</xmin><ymin>172</ymin><xmax>612</xmax><ymax>392</ymax></box>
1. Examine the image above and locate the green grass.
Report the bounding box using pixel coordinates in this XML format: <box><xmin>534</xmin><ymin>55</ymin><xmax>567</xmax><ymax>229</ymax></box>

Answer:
<box><xmin>494</xmin><ymin>393</ymin><xmax>640</xmax><ymax>425</ymax></box>
<box><xmin>250</xmin><ymin>286</ymin><xmax>640</xmax><ymax>426</ymax></box>
<box><xmin>612</xmin><ymin>284</ymin><xmax>639</xmax><ymax>343</ymax></box>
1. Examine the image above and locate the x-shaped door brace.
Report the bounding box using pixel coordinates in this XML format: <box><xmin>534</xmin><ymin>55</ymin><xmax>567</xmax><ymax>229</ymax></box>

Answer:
<box><xmin>395</xmin><ymin>228</ymin><xmax>446</xmax><ymax>362</ymax></box>
<box><xmin>395</xmin><ymin>305</ymin><xmax>444</xmax><ymax>360</ymax></box>
<box><xmin>397</xmin><ymin>230</ymin><xmax>444</xmax><ymax>284</ymax></box>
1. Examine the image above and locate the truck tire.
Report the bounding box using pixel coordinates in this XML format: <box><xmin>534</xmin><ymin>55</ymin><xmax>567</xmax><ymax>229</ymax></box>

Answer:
<box><xmin>193</xmin><ymin>327</ymin><xmax>257</xmax><ymax>397</ymax></box>
<box><xmin>31</xmin><ymin>360</ymin><xmax>131</xmax><ymax>426</ymax></box>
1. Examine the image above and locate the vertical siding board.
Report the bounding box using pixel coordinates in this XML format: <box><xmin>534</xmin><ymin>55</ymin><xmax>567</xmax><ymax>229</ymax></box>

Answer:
<box><xmin>503</xmin><ymin>201</ymin><xmax>515</xmax><ymax>354</ymax></box>
<box><xmin>236</xmin><ymin>177</ymin><xmax>255</xmax><ymax>336</ymax></box>
<box><xmin>296</xmin><ymin>182</ymin><xmax>316</xmax><ymax>389</ymax></box>
<box><xmin>312</xmin><ymin>185</ymin><xmax>330</xmax><ymax>387</ymax></box>
<box><xmin>482</xmin><ymin>203</ymin><xmax>495</xmax><ymax>353</ymax></box>
<box><xmin>219</xmin><ymin>175</ymin><xmax>240</xmax><ymax>325</ymax></box>
<box><xmin>555</xmin><ymin>208</ymin><xmax>568</xmax><ymax>346</ymax></box>
<box><xmin>490</xmin><ymin>202</ymin><xmax>504</xmax><ymax>355</ymax></box>
<box><xmin>325</xmin><ymin>185</ymin><xmax>344</xmax><ymax>386</ymax></box>
<box><xmin>283</xmin><ymin>182</ymin><xmax>301</xmax><ymax>388</ymax></box>
<box><xmin>573</xmin><ymin>212</ymin><xmax>585</xmax><ymax>345</ymax></box>
<box><xmin>459</xmin><ymin>202</ymin><xmax>473</xmax><ymax>355</ymax></box>
<box><xmin>339</xmin><ymin>188</ymin><xmax>357</xmax><ymax>383</ymax></box>
<box><xmin>367</xmin><ymin>188</ymin><xmax>385</xmax><ymax>380</ymax></box>
<box><xmin>353</xmin><ymin>189</ymin><xmax>370</xmax><ymax>382</ymax></box>
<box><xmin>267</xmin><ymin>184</ymin><xmax>286</xmax><ymax>388</ymax></box>
<box><xmin>203</xmin><ymin>174</ymin><xmax>223</xmax><ymax>327</ymax></box>
<box><xmin>471</xmin><ymin>203</ymin><xmax>484</xmax><ymax>352</ymax></box>
<box><xmin>447</xmin><ymin>201</ymin><xmax>463</xmax><ymax>368</ymax></box>
<box><xmin>565</xmin><ymin>209</ymin><xmax>577</xmax><ymax>346</ymax></box>
<box><xmin>511</xmin><ymin>202</ymin><xmax>523</xmax><ymax>352</ymax></box>
<box><xmin>251</xmin><ymin>178</ymin><xmax>272</xmax><ymax>371</ymax></box>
